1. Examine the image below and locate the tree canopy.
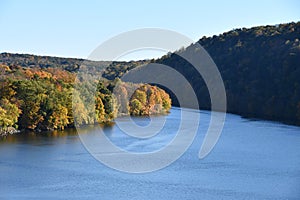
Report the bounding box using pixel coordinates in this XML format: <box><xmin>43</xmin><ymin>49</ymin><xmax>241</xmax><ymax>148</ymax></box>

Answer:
<box><xmin>0</xmin><ymin>64</ymin><xmax>171</xmax><ymax>135</ymax></box>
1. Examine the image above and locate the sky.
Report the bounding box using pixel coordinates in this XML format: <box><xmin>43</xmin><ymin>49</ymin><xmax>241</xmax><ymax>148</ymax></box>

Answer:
<box><xmin>0</xmin><ymin>0</ymin><xmax>299</xmax><ymax>60</ymax></box>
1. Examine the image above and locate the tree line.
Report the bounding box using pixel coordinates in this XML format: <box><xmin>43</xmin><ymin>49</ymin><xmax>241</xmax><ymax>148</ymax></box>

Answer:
<box><xmin>0</xmin><ymin>65</ymin><xmax>171</xmax><ymax>135</ymax></box>
<box><xmin>1</xmin><ymin>21</ymin><xmax>299</xmax><ymax>127</ymax></box>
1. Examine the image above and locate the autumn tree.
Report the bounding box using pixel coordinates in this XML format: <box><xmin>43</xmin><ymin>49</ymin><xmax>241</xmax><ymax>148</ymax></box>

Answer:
<box><xmin>0</xmin><ymin>99</ymin><xmax>21</xmax><ymax>131</ymax></box>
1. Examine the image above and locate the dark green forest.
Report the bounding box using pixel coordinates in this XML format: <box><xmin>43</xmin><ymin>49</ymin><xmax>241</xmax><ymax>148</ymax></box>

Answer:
<box><xmin>156</xmin><ymin>22</ymin><xmax>300</xmax><ymax>125</ymax></box>
<box><xmin>102</xmin><ymin>22</ymin><xmax>300</xmax><ymax>126</ymax></box>
<box><xmin>1</xmin><ymin>21</ymin><xmax>299</xmax><ymax>135</ymax></box>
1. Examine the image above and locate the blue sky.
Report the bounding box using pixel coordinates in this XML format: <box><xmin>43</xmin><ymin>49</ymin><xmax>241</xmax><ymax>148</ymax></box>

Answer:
<box><xmin>0</xmin><ymin>0</ymin><xmax>299</xmax><ymax>60</ymax></box>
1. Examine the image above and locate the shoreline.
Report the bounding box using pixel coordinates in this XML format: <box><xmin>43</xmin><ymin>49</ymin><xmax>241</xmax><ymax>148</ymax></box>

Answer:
<box><xmin>1</xmin><ymin>107</ymin><xmax>300</xmax><ymax>138</ymax></box>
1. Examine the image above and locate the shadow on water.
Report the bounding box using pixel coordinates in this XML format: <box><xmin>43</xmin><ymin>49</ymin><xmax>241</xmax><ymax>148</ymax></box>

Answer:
<box><xmin>0</xmin><ymin>122</ymin><xmax>119</xmax><ymax>145</ymax></box>
<box><xmin>0</xmin><ymin>128</ymin><xmax>79</xmax><ymax>145</ymax></box>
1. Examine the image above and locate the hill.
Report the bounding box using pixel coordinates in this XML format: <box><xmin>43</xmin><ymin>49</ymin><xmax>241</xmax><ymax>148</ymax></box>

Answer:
<box><xmin>155</xmin><ymin>21</ymin><xmax>300</xmax><ymax>125</ymax></box>
<box><xmin>101</xmin><ymin>22</ymin><xmax>300</xmax><ymax>125</ymax></box>
<box><xmin>1</xmin><ymin>21</ymin><xmax>299</xmax><ymax>126</ymax></box>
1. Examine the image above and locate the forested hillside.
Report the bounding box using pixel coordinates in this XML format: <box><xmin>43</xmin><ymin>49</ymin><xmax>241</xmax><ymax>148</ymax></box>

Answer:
<box><xmin>156</xmin><ymin>22</ymin><xmax>300</xmax><ymax>125</ymax></box>
<box><xmin>1</xmin><ymin>21</ymin><xmax>299</xmax><ymax>129</ymax></box>
<box><xmin>0</xmin><ymin>52</ymin><xmax>148</xmax><ymax>75</ymax></box>
<box><xmin>101</xmin><ymin>22</ymin><xmax>300</xmax><ymax>126</ymax></box>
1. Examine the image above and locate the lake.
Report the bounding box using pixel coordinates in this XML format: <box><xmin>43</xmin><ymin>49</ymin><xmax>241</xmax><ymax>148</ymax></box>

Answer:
<box><xmin>0</xmin><ymin>107</ymin><xmax>300</xmax><ymax>199</ymax></box>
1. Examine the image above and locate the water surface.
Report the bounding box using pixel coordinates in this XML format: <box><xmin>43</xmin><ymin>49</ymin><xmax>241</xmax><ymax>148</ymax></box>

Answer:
<box><xmin>0</xmin><ymin>108</ymin><xmax>300</xmax><ymax>199</ymax></box>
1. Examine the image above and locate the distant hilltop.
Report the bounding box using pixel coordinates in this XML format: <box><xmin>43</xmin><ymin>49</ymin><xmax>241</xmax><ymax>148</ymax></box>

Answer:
<box><xmin>155</xmin><ymin>21</ymin><xmax>300</xmax><ymax>125</ymax></box>
<box><xmin>1</xmin><ymin>21</ymin><xmax>299</xmax><ymax>126</ymax></box>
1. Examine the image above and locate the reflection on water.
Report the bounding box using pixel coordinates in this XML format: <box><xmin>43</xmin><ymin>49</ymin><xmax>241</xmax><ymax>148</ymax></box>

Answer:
<box><xmin>0</xmin><ymin>123</ymin><xmax>119</xmax><ymax>145</ymax></box>
<box><xmin>0</xmin><ymin>128</ymin><xmax>78</xmax><ymax>144</ymax></box>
